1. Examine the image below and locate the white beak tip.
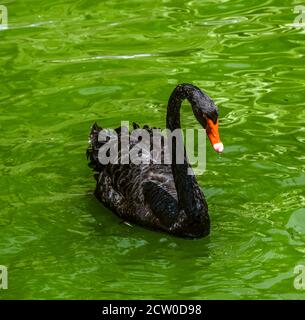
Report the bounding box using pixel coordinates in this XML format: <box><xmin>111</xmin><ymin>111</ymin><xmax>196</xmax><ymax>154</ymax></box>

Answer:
<box><xmin>213</xmin><ymin>142</ymin><xmax>224</xmax><ymax>153</ymax></box>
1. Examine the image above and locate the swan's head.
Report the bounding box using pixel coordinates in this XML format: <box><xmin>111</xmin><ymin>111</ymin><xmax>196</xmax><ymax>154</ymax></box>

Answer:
<box><xmin>167</xmin><ymin>83</ymin><xmax>224</xmax><ymax>153</ymax></box>
<box><xmin>191</xmin><ymin>90</ymin><xmax>224</xmax><ymax>153</ymax></box>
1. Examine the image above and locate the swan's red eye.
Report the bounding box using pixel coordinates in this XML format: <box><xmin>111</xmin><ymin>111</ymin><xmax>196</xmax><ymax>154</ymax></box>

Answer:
<box><xmin>206</xmin><ymin>119</ymin><xmax>224</xmax><ymax>153</ymax></box>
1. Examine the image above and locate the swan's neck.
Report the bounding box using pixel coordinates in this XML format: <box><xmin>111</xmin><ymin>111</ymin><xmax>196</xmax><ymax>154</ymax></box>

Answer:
<box><xmin>166</xmin><ymin>85</ymin><xmax>207</xmax><ymax>217</ymax></box>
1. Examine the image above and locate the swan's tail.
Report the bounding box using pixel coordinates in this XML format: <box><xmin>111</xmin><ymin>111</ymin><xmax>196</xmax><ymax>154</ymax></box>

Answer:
<box><xmin>86</xmin><ymin>122</ymin><xmax>104</xmax><ymax>173</ymax></box>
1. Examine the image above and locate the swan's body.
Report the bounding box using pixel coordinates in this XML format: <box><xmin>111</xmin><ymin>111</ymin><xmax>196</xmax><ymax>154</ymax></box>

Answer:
<box><xmin>87</xmin><ymin>84</ymin><xmax>223</xmax><ymax>238</ymax></box>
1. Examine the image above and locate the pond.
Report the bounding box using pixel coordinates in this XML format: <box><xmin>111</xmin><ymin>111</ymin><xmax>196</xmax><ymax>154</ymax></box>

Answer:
<box><xmin>0</xmin><ymin>0</ymin><xmax>305</xmax><ymax>299</ymax></box>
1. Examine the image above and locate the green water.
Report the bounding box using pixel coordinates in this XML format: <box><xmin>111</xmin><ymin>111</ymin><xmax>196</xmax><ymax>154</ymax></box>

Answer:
<box><xmin>1</xmin><ymin>0</ymin><xmax>305</xmax><ymax>299</ymax></box>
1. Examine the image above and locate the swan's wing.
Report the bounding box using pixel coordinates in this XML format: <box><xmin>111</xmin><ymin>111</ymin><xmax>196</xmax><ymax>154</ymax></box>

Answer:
<box><xmin>143</xmin><ymin>181</ymin><xmax>178</xmax><ymax>227</ymax></box>
<box><xmin>95</xmin><ymin>172</ymin><xmax>128</xmax><ymax>218</ymax></box>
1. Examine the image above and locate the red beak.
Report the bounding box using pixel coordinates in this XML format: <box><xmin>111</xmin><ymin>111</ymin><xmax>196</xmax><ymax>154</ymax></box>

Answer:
<box><xmin>206</xmin><ymin>118</ymin><xmax>224</xmax><ymax>153</ymax></box>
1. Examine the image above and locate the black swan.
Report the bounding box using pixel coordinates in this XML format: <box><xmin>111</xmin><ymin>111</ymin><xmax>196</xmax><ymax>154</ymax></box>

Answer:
<box><xmin>87</xmin><ymin>84</ymin><xmax>223</xmax><ymax>238</ymax></box>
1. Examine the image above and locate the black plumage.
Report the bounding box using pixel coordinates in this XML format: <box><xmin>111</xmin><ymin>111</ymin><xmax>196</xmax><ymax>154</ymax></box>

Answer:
<box><xmin>87</xmin><ymin>84</ymin><xmax>220</xmax><ymax>238</ymax></box>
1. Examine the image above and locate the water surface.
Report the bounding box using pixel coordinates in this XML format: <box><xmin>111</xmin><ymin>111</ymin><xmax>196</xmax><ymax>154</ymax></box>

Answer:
<box><xmin>1</xmin><ymin>0</ymin><xmax>305</xmax><ymax>299</ymax></box>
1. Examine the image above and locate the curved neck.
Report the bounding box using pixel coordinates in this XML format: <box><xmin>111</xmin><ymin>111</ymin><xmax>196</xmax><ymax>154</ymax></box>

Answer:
<box><xmin>166</xmin><ymin>84</ymin><xmax>207</xmax><ymax>217</ymax></box>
